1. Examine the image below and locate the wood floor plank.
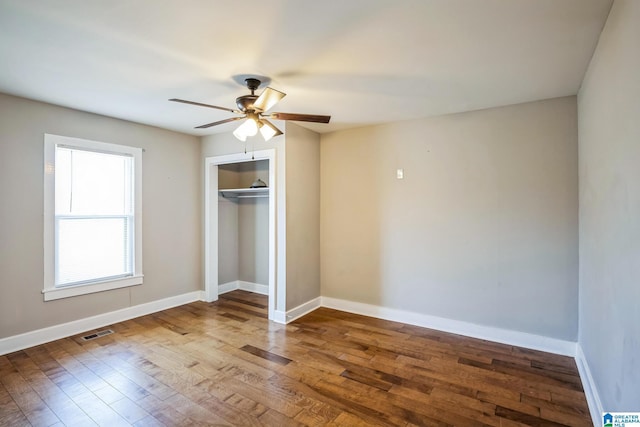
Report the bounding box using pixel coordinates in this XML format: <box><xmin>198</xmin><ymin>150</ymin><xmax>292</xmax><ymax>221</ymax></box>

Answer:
<box><xmin>0</xmin><ymin>381</ymin><xmax>31</xmax><ymax>426</ymax></box>
<box><xmin>495</xmin><ymin>405</ymin><xmax>568</xmax><ymax>427</ymax></box>
<box><xmin>109</xmin><ymin>396</ymin><xmax>151</xmax><ymax>424</ymax></box>
<box><xmin>10</xmin><ymin>353</ymin><xmax>98</xmax><ymax>426</ymax></box>
<box><xmin>220</xmin><ymin>293</ymin><xmax>268</xmax><ymax>309</ymax></box>
<box><xmin>213</xmin><ymin>375</ymin><xmax>303</xmax><ymax>418</ymax></box>
<box><xmin>259</xmin><ymin>408</ymin><xmax>307</xmax><ymax>427</ymax></box>
<box><xmin>0</xmin><ymin>366</ymin><xmax>63</xmax><ymax>426</ymax></box>
<box><xmin>135</xmin><ymin>393</ymin><xmax>193</xmax><ymax>426</ymax></box>
<box><xmin>0</xmin><ymin>290</ymin><xmax>593</xmax><ymax>426</ymax></box>
<box><xmin>240</xmin><ymin>344</ymin><xmax>293</xmax><ymax>366</ymax></box>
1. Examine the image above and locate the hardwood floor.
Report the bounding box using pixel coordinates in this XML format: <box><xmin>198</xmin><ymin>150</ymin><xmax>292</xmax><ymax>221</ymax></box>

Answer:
<box><xmin>0</xmin><ymin>291</ymin><xmax>592</xmax><ymax>426</ymax></box>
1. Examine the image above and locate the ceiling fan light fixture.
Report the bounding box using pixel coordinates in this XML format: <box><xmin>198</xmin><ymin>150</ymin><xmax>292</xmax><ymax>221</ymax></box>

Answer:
<box><xmin>232</xmin><ymin>126</ymin><xmax>247</xmax><ymax>142</ymax></box>
<box><xmin>233</xmin><ymin>117</ymin><xmax>258</xmax><ymax>141</ymax></box>
<box><xmin>260</xmin><ymin>124</ymin><xmax>277</xmax><ymax>142</ymax></box>
<box><xmin>259</xmin><ymin>119</ymin><xmax>283</xmax><ymax>142</ymax></box>
<box><xmin>170</xmin><ymin>75</ymin><xmax>331</xmax><ymax>133</ymax></box>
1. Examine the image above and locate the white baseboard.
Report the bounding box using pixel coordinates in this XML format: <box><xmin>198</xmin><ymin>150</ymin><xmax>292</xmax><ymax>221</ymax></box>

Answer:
<box><xmin>239</xmin><ymin>281</ymin><xmax>269</xmax><ymax>295</ymax></box>
<box><xmin>272</xmin><ymin>310</ymin><xmax>287</xmax><ymax>324</ymax></box>
<box><xmin>320</xmin><ymin>296</ymin><xmax>577</xmax><ymax>357</ymax></box>
<box><xmin>218</xmin><ymin>280</ymin><xmax>239</xmax><ymax>294</ymax></box>
<box><xmin>576</xmin><ymin>343</ymin><xmax>603</xmax><ymax>427</ymax></box>
<box><xmin>0</xmin><ymin>291</ymin><xmax>203</xmax><ymax>356</ymax></box>
<box><xmin>218</xmin><ymin>280</ymin><xmax>269</xmax><ymax>296</ymax></box>
<box><xmin>285</xmin><ymin>297</ymin><xmax>322</xmax><ymax>323</ymax></box>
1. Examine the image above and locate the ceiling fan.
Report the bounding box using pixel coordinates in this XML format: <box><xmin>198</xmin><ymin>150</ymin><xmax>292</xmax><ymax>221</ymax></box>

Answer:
<box><xmin>169</xmin><ymin>77</ymin><xmax>331</xmax><ymax>141</ymax></box>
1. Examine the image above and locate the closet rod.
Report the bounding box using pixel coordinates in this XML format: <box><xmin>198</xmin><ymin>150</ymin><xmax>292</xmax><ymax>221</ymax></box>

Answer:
<box><xmin>229</xmin><ymin>195</ymin><xmax>269</xmax><ymax>199</ymax></box>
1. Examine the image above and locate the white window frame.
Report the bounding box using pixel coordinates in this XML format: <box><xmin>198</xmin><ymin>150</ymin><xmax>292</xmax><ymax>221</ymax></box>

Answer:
<box><xmin>43</xmin><ymin>134</ymin><xmax>143</xmax><ymax>301</ymax></box>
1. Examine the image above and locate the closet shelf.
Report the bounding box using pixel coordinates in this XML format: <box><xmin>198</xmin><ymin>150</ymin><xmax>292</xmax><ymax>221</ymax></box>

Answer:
<box><xmin>219</xmin><ymin>187</ymin><xmax>269</xmax><ymax>199</ymax></box>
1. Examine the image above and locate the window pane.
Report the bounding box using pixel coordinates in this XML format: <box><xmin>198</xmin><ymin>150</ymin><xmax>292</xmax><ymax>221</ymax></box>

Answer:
<box><xmin>55</xmin><ymin>147</ymin><xmax>133</xmax><ymax>215</ymax></box>
<box><xmin>57</xmin><ymin>217</ymin><xmax>132</xmax><ymax>285</ymax></box>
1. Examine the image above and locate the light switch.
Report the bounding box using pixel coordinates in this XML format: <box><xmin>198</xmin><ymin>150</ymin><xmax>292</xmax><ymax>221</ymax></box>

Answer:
<box><xmin>396</xmin><ymin>168</ymin><xmax>404</xmax><ymax>179</ymax></box>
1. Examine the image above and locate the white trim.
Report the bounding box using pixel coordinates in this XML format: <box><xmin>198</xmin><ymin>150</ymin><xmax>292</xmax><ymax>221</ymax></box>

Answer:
<box><xmin>203</xmin><ymin>159</ymin><xmax>218</xmax><ymax>303</ymax></box>
<box><xmin>269</xmin><ymin>151</ymin><xmax>278</xmax><ymax>319</ymax></box>
<box><xmin>218</xmin><ymin>280</ymin><xmax>239</xmax><ymax>295</ymax></box>
<box><xmin>285</xmin><ymin>297</ymin><xmax>322</xmax><ymax>323</ymax></box>
<box><xmin>43</xmin><ymin>275</ymin><xmax>144</xmax><ymax>301</ymax></box>
<box><xmin>204</xmin><ymin>150</ymin><xmax>278</xmax><ymax>320</ymax></box>
<box><xmin>275</xmin><ymin>144</ymin><xmax>286</xmax><ymax>320</ymax></box>
<box><xmin>44</xmin><ymin>138</ymin><xmax>55</xmax><ymax>288</ymax></box>
<box><xmin>239</xmin><ymin>281</ymin><xmax>269</xmax><ymax>295</ymax></box>
<box><xmin>320</xmin><ymin>297</ymin><xmax>577</xmax><ymax>357</ymax></box>
<box><xmin>272</xmin><ymin>310</ymin><xmax>287</xmax><ymax>324</ymax></box>
<box><xmin>0</xmin><ymin>291</ymin><xmax>202</xmax><ymax>356</ymax></box>
<box><xmin>576</xmin><ymin>343</ymin><xmax>603</xmax><ymax>427</ymax></box>
<box><xmin>218</xmin><ymin>280</ymin><xmax>269</xmax><ymax>296</ymax></box>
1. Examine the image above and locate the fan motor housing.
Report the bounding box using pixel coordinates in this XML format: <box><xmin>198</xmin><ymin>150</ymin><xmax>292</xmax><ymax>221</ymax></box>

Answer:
<box><xmin>236</xmin><ymin>95</ymin><xmax>258</xmax><ymax>112</ymax></box>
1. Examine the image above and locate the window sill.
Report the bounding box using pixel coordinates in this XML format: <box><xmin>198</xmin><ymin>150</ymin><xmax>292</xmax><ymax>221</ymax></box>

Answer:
<box><xmin>42</xmin><ymin>275</ymin><xmax>144</xmax><ymax>301</ymax></box>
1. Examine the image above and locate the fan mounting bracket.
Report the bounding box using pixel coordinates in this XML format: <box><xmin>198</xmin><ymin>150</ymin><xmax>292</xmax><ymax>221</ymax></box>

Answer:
<box><xmin>244</xmin><ymin>78</ymin><xmax>261</xmax><ymax>94</ymax></box>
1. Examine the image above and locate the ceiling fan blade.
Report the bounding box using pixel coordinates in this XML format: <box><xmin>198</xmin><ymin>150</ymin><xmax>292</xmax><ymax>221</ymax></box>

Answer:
<box><xmin>195</xmin><ymin>116</ymin><xmax>245</xmax><ymax>129</ymax></box>
<box><xmin>253</xmin><ymin>87</ymin><xmax>286</xmax><ymax>112</ymax></box>
<box><xmin>267</xmin><ymin>112</ymin><xmax>331</xmax><ymax>123</ymax></box>
<box><xmin>169</xmin><ymin>98</ymin><xmax>239</xmax><ymax>113</ymax></box>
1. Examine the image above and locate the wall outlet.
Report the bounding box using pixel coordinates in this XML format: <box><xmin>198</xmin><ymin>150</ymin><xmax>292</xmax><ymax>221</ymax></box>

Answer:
<box><xmin>397</xmin><ymin>168</ymin><xmax>404</xmax><ymax>179</ymax></box>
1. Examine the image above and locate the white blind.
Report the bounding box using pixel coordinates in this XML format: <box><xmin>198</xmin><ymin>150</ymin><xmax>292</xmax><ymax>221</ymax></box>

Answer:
<box><xmin>55</xmin><ymin>146</ymin><xmax>134</xmax><ymax>286</ymax></box>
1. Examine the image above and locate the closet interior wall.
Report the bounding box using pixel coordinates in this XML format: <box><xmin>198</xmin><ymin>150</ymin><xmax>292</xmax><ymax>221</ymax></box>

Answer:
<box><xmin>218</xmin><ymin>160</ymin><xmax>270</xmax><ymax>292</ymax></box>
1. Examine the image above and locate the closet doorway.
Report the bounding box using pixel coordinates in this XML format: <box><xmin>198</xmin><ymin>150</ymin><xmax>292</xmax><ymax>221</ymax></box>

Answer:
<box><xmin>204</xmin><ymin>150</ymin><xmax>276</xmax><ymax>321</ymax></box>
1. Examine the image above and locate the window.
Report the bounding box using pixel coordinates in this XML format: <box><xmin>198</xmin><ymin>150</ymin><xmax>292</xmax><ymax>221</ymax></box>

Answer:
<box><xmin>44</xmin><ymin>134</ymin><xmax>143</xmax><ymax>301</ymax></box>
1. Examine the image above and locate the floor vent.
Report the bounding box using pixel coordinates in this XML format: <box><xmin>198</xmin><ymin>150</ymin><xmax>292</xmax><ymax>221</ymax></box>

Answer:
<box><xmin>81</xmin><ymin>329</ymin><xmax>114</xmax><ymax>341</ymax></box>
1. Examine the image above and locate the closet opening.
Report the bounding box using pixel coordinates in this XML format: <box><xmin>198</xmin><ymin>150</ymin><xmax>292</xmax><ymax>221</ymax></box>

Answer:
<box><xmin>204</xmin><ymin>150</ymin><xmax>277</xmax><ymax>321</ymax></box>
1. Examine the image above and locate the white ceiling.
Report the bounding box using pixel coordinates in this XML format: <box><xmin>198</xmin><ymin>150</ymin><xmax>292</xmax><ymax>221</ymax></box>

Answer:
<box><xmin>0</xmin><ymin>0</ymin><xmax>612</xmax><ymax>135</ymax></box>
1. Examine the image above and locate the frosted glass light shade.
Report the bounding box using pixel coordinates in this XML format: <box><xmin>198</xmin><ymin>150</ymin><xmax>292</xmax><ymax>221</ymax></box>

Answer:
<box><xmin>233</xmin><ymin>126</ymin><xmax>247</xmax><ymax>141</ymax></box>
<box><xmin>233</xmin><ymin>118</ymin><xmax>258</xmax><ymax>141</ymax></box>
<box><xmin>241</xmin><ymin>118</ymin><xmax>258</xmax><ymax>136</ymax></box>
<box><xmin>259</xmin><ymin>119</ymin><xmax>283</xmax><ymax>141</ymax></box>
<box><xmin>260</xmin><ymin>123</ymin><xmax>277</xmax><ymax>141</ymax></box>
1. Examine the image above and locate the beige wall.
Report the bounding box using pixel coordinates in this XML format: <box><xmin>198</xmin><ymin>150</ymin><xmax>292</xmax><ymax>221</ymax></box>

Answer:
<box><xmin>218</xmin><ymin>160</ymin><xmax>269</xmax><ymax>189</ymax></box>
<box><xmin>284</xmin><ymin>123</ymin><xmax>321</xmax><ymax>309</ymax></box>
<box><xmin>217</xmin><ymin>195</ymin><xmax>239</xmax><ymax>284</ymax></box>
<box><xmin>238</xmin><ymin>197</ymin><xmax>269</xmax><ymax>285</ymax></box>
<box><xmin>321</xmin><ymin>97</ymin><xmax>578</xmax><ymax>340</ymax></box>
<box><xmin>578</xmin><ymin>0</ymin><xmax>640</xmax><ymax>410</ymax></box>
<box><xmin>0</xmin><ymin>93</ymin><xmax>202</xmax><ymax>339</ymax></box>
